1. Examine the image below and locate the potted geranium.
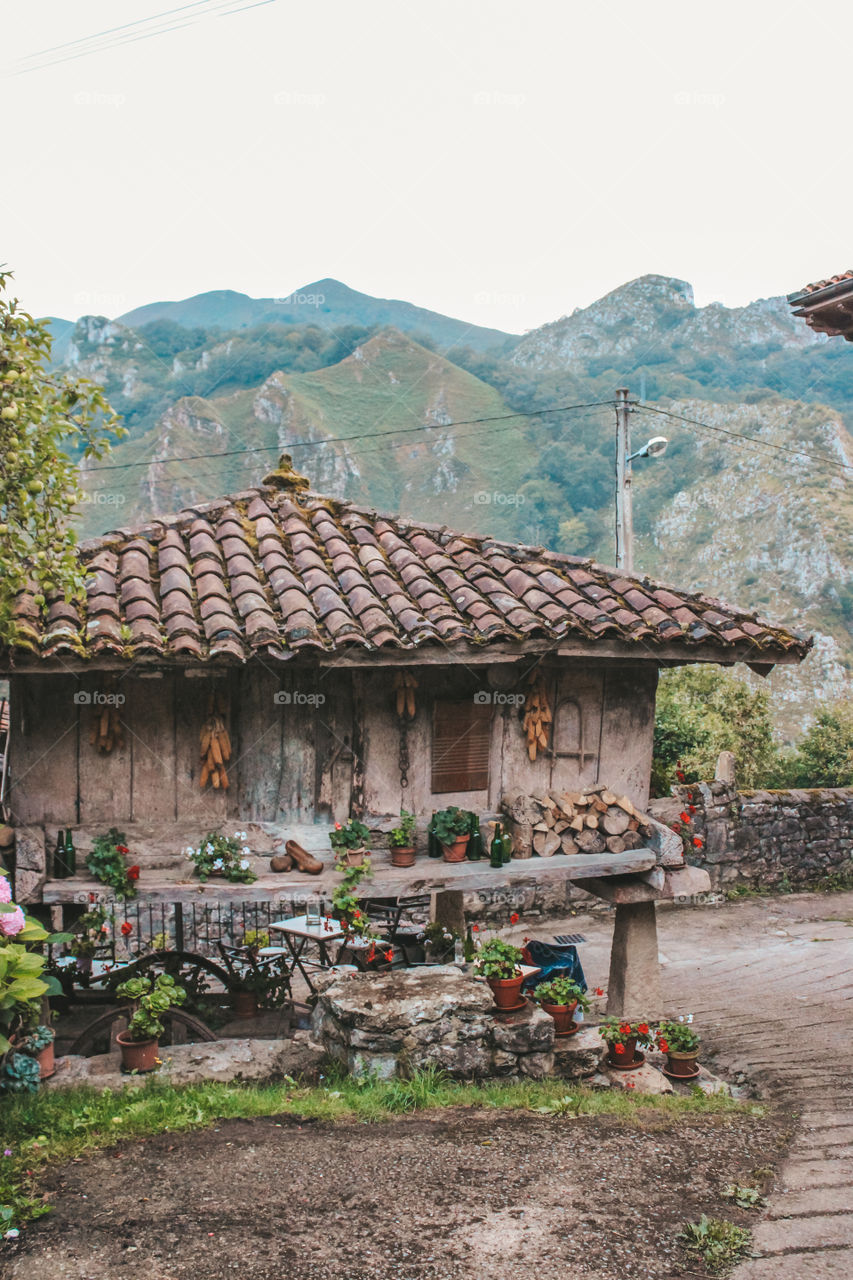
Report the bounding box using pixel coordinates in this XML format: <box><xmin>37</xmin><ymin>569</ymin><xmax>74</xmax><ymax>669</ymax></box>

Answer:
<box><xmin>475</xmin><ymin>935</ymin><xmax>525</xmax><ymax>1009</ymax></box>
<box><xmin>655</xmin><ymin>1017</ymin><xmax>701</xmax><ymax>1078</ymax></box>
<box><xmin>186</xmin><ymin>832</ymin><xmax>256</xmax><ymax>883</ymax></box>
<box><xmin>114</xmin><ymin>973</ymin><xmax>186</xmax><ymax>1073</ymax></box>
<box><xmin>389</xmin><ymin>810</ymin><xmax>416</xmax><ymax>868</ymax></box>
<box><xmin>421</xmin><ymin>920</ymin><xmax>457</xmax><ymax>963</ymax></box>
<box><xmin>330</xmin><ymin>818</ymin><xmax>371</xmax><ymax>867</ymax></box>
<box><xmin>70</xmin><ymin>902</ymin><xmax>110</xmax><ymax>975</ymax></box>
<box><xmin>533</xmin><ymin>976</ymin><xmax>590</xmax><ymax>1036</ymax></box>
<box><xmin>597</xmin><ymin>1017</ymin><xmax>655</xmax><ymax>1070</ymax></box>
<box><xmin>433</xmin><ymin>807</ymin><xmax>470</xmax><ymax>862</ymax></box>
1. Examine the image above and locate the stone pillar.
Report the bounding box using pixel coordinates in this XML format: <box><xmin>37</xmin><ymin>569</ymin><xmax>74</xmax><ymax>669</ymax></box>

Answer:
<box><xmin>606</xmin><ymin>901</ymin><xmax>662</xmax><ymax>1019</ymax></box>
<box><xmin>431</xmin><ymin>889</ymin><xmax>465</xmax><ymax>937</ymax></box>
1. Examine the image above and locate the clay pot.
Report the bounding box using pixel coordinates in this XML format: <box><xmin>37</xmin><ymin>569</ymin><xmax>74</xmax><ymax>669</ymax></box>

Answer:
<box><xmin>487</xmin><ymin>973</ymin><xmax>525</xmax><ymax>1010</ymax></box>
<box><xmin>390</xmin><ymin>846</ymin><xmax>416</xmax><ymax>868</ymax></box>
<box><xmin>441</xmin><ymin>834</ymin><xmax>470</xmax><ymax>863</ymax></box>
<box><xmin>36</xmin><ymin>1038</ymin><xmax>56</xmax><ymax>1080</ymax></box>
<box><xmin>231</xmin><ymin>990</ymin><xmax>259</xmax><ymax>1019</ymax></box>
<box><xmin>665</xmin><ymin>1049</ymin><xmax>700</xmax><ymax>1077</ymax></box>
<box><xmin>116</xmin><ymin>1031</ymin><xmax>159</xmax><ymax>1074</ymax></box>
<box><xmin>540</xmin><ymin>999</ymin><xmax>578</xmax><ymax>1036</ymax></box>
<box><xmin>344</xmin><ymin>847</ymin><xmax>370</xmax><ymax>867</ymax></box>
<box><xmin>607</xmin><ymin>1036</ymin><xmax>639</xmax><ymax>1068</ymax></box>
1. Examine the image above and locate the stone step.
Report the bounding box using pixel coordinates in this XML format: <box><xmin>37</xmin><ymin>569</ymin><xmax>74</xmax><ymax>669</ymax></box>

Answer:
<box><xmin>768</xmin><ymin>1185</ymin><xmax>853</xmax><ymax>1217</ymax></box>
<box><xmin>733</xmin><ymin>1247</ymin><xmax>852</xmax><ymax>1279</ymax></box>
<box><xmin>782</xmin><ymin>1159</ymin><xmax>853</xmax><ymax>1191</ymax></box>
<box><xmin>753</xmin><ymin>1214</ymin><xmax>853</xmax><ymax>1252</ymax></box>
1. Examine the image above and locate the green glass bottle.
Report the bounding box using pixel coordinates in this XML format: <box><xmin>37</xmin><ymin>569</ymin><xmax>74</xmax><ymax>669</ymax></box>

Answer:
<box><xmin>501</xmin><ymin>828</ymin><xmax>513</xmax><ymax>864</ymax></box>
<box><xmin>463</xmin><ymin>923</ymin><xmax>475</xmax><ymax>962</ymax></box>
<box><xmin>467</xmin><ymin>812</ymin><xmax>483</xmax><ymax>860</ymax></box>
<box><xmin>489</xmin><ymin>822</ymin><xmax>504</xmax><ymax>868</ymax></box>
<box><xmin>53</xmin><ymin>829</ymin><xmax>68</xmax><ymax>879</ymax></box>
<box><xmin>63</xmin><ymin>830</ymin><xmax>77</xmax><ymax>877</ymax></box>
<box><xmin>427</xmin><ymin>812</ymin><xmax>441</xmax><ymax>858</ymax></box>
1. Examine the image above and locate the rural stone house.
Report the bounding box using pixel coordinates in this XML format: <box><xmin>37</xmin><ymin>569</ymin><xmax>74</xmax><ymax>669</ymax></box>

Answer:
<box><xmin>788</xmin><ymin>269</ymin><xmax>853</xmax><ymax>341</ymax></box>
<box><xmin>2</xmin><ymin>457</ymin><xmax>809</xmax><ymax>921</ymax></box>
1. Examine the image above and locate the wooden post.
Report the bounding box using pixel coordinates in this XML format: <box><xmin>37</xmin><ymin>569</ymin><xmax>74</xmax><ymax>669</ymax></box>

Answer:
<box><xmin>606</xmin><ymin>901</ymin><xmax>662</xmax><ymax>1019</ymax></box>
<box><xmin>615</xmin><ymin>387</ymin><xmax>633</xmax><ymax>574</ymax></box>
<box><xmin>431</xmin><ymin>889</ymin><xmax>465</xmax><ymax>938</ymax></box>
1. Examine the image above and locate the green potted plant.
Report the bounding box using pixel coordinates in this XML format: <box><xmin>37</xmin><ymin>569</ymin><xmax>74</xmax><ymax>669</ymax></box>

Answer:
<box><xmin>70</xmin><ymin>902</ymin><xmax>110</xmax><ymax>975</ymax></box>
<box><xmin>389</xmin><ymin>809</ymin><xmax>417</xmax><ymax>867</ymax></box>
<box><xmin>114</xmin><ymin>973</ymin><xmax>186</xmax><ymax>1073</ymax></box>
<box><xmin>421</xmin><ymin>920</ymin><xmax>458</xmax><ymax>963</ymax></box>
<box><xmin>185</xmin><ymin>832</ymin><xmax>257</xmax><ymax>883</ymax></box>
<box><xmin>1</xmin><ymin>877</ymin><xmax>68</xmax><ymax>1090</ymax></box>
<box><xmin>655</xmin><ymin>1017</ymin><xmax>701</xmax><ymax>1078</ymax></box>
<box><xmin>433</xmin><ymin>807</ymin><xmax>470</xmax><ymax>862</ymax></box>
<box><xmin>475</xmin><ymin>935</ymin><xmax>525</xmax><ymax>1009</ymax></box>
<box><xmin>533</xmin><ymin>976</ymin><xmax>590</xmax><ymax>1036</ymax></box>
<box><xmin>330</xmin><ymin>818</ymin><xmax>371</xmax><ymax>867</ymax></box>
<box><xmin>597</xmin><ymin>1017</ymin><xmax>655</xmax><ymax>1071</ymax></box>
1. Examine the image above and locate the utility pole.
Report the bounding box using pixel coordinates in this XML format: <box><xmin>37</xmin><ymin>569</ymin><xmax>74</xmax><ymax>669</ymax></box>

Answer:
<box><xmin>615</xmin><ymin>387</ymin><xmax>634</xmax><ymax>573</ymax></box>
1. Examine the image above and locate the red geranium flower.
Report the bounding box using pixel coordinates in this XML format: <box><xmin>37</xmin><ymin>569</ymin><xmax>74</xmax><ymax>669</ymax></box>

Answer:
<box><xmin>366</xmin><ymin>944</ymin><xmax>376</xmax><ymax>963</ymax></box>
<box><xmin>471</xmin><ymin>924</ymin><xmax>479</xmax><ymax>932</ymax></box>
<box><xmin>670</xmin><ymin>823</ymin><xmax>681</xmax><ymax>833</ymax></box>
<box><xmin>625</xmin><ymin>1079</ymin><xmax>636</xmax><ymax>1089</ymax></box>
<box><xmin>613</xmin><ymin>1043</ymin><xmax>625</xmax><ymax>1055</ymax></box>
<box><xmin>384</xmin><ymin>949</ymin><xmax>394</xmax><ymax>963</ymax></box>
<box><xmin>693</xmin><ymin>836</ymin><xmax>703</xmax><ymax>848</ymax></box>
<box><xmin>127</xmin><ymin>865</ymin><xmax>140</xmax><ymax>881</ymax></box>
<box><xmin>679</xmin><ymin>812</ymin><xmax>690</xmax><ymax>824</ymax></box>
<box><xmin>688</xmin><ymin>804</ymin><xmax>696</xmax><ymax>815</ymax></box>
<box><xmin>638</xmin><ymin>1023</ymin><xmax>649</xmax><ymax>1036</ymax></box>
<box><xmin>594</xmin><ymin>987</ymin><xmax>604</xmax><ymax>997</ymax></box>
<box><xmin>116</xmin><ymin>845</ymin><xmax>129</xmax><ymax>855</ymax></box>
<box><xmin>510</xmin><ymin>912</ymin><xmax>519</xmax><ymax>925</ymax></box>
<box><xmin>88</xmin><ymin>892</ymin><xmax>97</xmax><ymax>903</ymax></box>
<box><xmin>676</xmin><ymin>770</ymin><xmax>686</xmax><ymax>783</ymax></box>
<box><xmin>619</xmin><ymin>1023</ymin><xmax>631</xmax><ymax>1035</ymax></box>
<box><xmin>659</xmin><ymin>1039</ymin><xmax>669</xmax><ymax>1054</ymax></box>
<box><xmin>353</xmin><ymin>910</ymin><xmax>361</xmax><ymax>919</ymax></box>
<box><xmin>120</xmin><ymin>921</ymin><xmax>133</xmax><ymax>936</ymax></box>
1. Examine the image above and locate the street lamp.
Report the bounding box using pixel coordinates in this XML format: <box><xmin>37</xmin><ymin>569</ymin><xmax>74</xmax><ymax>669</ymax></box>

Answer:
<box><xmin>614</xmin><ymin>388</ymin><xmax>668</xmax><ymax>574</ymax></box>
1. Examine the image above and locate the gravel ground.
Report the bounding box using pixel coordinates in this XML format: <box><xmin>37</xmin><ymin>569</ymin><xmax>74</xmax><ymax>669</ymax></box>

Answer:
<box><xmin>5</xmin><ymin>1106</ymin><xmax>788</xmax><ymax>1280</ymax></box>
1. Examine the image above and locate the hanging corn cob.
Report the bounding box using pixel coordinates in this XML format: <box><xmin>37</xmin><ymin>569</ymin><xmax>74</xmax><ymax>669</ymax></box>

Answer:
<box><xmin>199</xmin><ymin>688</ymin><xmax>232</xmax><ymax>789</ymax></box>
<box><xmin>90</xmin><ymin>702</ymin><xmax>124</xmax><ymax>754</ymax></box>
<box><xmin>521</xmin><ymin>673</ymin><xmax>552</xmax><ymax>762</ymax></box>
<box><xmin>392</xmin><ymin>670</ymin><xmax>417</xmax><ymax>720</ymax></box>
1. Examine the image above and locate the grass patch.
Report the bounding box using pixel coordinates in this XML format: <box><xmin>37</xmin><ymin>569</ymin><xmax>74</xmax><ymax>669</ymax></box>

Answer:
<box><xmin>1</xmin><ymin>1066</ymin><xmax>746</xmax><ymax>1238</ymax></box>
<box><xmin>678</xmin><ymin>1215</ymin><xmax>752</xmax><ymax>1272</ymax></box>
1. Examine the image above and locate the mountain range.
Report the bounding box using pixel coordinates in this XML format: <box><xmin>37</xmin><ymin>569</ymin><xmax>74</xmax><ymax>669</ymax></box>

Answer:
<box><xmin>51</xmin><ymin>273</ymin><xmax>853</xmax><ymax>737</ymax></box>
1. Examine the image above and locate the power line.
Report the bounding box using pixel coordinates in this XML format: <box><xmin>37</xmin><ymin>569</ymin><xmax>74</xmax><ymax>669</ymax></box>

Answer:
<box><xmin>635</xmin><ymin>401</ymin><xmax>853</xmax><ymax>477</ymax></box>
<box><xmin>84</xmin><ymin>401</ymin><xmax>612</xmax><ymax>474</ymax></box>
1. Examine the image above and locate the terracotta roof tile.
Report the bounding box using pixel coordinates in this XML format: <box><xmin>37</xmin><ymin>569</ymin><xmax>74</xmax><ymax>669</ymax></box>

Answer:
<box><xmin>8</xmin><ymin>473</ymin><xmax>812</xmax><ymax>666</ymax></box>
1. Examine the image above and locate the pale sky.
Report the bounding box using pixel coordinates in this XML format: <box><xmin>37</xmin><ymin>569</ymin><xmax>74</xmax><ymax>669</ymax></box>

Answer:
<box><xmin>3</xmin><ymin>0</ymin><xmax>851</xmax><ymax>333</ymax></box>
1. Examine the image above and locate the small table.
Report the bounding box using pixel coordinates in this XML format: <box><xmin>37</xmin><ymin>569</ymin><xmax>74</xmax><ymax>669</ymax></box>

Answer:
<box><xmin>268</xmin><ymin>915</ymin><xmax>347</xmax><ymax>994</ymax></box>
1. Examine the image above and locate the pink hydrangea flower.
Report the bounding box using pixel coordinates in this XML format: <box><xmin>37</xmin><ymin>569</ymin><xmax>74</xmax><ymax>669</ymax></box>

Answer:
<box><xmin>0</xmin><ymin>905</ymin><xmax>26</xmax><ymax>937</ymax></box>
<box><xmin>0</xmin><ymin>875</ymin><xmax>11</xmax><ymax>904</ymax></box>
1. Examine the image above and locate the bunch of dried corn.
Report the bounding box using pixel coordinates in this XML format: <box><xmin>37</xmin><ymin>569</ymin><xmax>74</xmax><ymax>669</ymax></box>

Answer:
<box><xmin>200</xmin><ymin>689</ymin><xmax>232</xmax><ymax>789</ymax></box>
<box><xmin>90</xmin><ymin>704</ymin><xmax>124</xmax><ymax>755</ymax></box>
<box><xmin>393</xmin><ymin>671</ymin><xmax>417</xmax><ymax>719</ymax></box>
<box><xmin>522</xmin><ymin>674</ymin><xmax>552</xmax><ymax>761</ymax></box>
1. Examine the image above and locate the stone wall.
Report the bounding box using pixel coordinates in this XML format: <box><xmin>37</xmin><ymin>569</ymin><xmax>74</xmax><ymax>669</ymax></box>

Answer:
<box><xmin>650</xmin><ymin>783</ymin><xmax>853</xmax><ymax>891</ymax></box>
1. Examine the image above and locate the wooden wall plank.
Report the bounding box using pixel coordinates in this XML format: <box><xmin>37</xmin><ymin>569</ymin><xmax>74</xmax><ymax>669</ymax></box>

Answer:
<box><xmin>127</xmin><ymin>675</ymin><xmax>177</xmax><ymax>823</ymax></box>
<box><xmin>234</xmin><ymin>664</ymin><xmax>283</xmax><ymax>821</ymax></box>
<box><xmin>8</xmin><ymin>675</ymin><xmax>79</xmax><ymax>826</ymax></box>
<box><xmin>314</xmin><ymin>668</ymin><xmax>354</xmax><ymax>822</ymax></box>
<box><xmin>78</xmin><ymin>680</ymin><xmax>133</xmax><ymax>824</ymax></box>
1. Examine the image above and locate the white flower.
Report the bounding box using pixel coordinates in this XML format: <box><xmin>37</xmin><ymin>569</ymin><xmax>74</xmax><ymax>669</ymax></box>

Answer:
<box><xmin>205</xmin><ymin>843</ymin><xmax>214</xmax><ymax>855</ymax></box>
<box><xmin>213</xmin><ymin>858</ymin><xmax>224</xmax><ymax>870</ymax></box>
<box><xmin>240</xmin><ymin>831</ymin><xmax>247</xmax><ymax>840</ymax></box>
<box><xmin>233</xmin><ymin>832</ymin><xmax>241</xmax><ymax>839</ymax></box>
<box><xmin>242</xmin><ymin>846</ymin><xmax>251</xmax><ymax>857</ymax></box>
<box><xmin>679</xmin><ymin>1015</ymin><xmax>685</xmax><ymax>1022</ymax></box>
<box><xmin>240</xmin><ymin>859</ymin><xmax>250</xmax><ymax>870</ymax></box>
<box><xmin>686</xmin><ymin>1013</ymin><xmax>694</xmax><ymax>1024</ymax></box>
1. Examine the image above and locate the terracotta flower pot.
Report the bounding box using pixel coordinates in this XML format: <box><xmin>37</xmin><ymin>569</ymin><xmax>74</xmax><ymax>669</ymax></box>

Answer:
<box><xmin>441</xmin><ymin>834</ymin><xmax>470</xmax><ymax>863</ymax></box>
<box><xmin>36</xmin><ymin>1039</ymin><xmax>56</xmax><ymax>1081</ymax></box>
<box><xmin>344</xmin><ymin>847</ymin><xmax>370</xmax><ymax>867</ymax></box>
<box><xmin>487</xmin><ymin>973</ymin><xmax>525</xmax><ymax>1010</ymax></box>
<box><xmin>665</xmin><ymin>1049</ymin><xmax>700</xmax><ymax>1077</ymax></box>
<box><xmin>607</xmin><ymin>1036</ymin><xmax>639</xmax><ymax>1068</ymax></box>
<box><xmin>116</xmin><ymin>1031</ymin><xmax>159</xmax><ymax>1074</ymax></box>
<box><xmin>231</xmin><ymin>990</ymin><xmax>259</xmax><ymax>1019</ymax></box>
<box><xmin>540</xmin><ymin>999</ymin><xmax>578</xmax><ymax>1035</ymax></box>
<box><xmin>390</xmin><ymin>845</ymin><xmax>416</xmax><ymax>868</ymax></box>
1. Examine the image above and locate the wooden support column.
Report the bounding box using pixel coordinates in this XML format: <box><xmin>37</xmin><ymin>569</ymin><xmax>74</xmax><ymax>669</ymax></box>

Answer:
<box><xmin>606</xmin><ymin>901</ymin><xmax>662</xmax><ymax>1019</ymax></box>
<box><xmin>431</xmin><ymin>889</ymin><xmax>465</xmax><ymax>938</ymax></box>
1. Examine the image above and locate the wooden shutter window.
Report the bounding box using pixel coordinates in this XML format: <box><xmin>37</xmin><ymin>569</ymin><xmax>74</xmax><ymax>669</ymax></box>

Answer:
<box><xmin>431</xmin><ymin>700</ymin><xmax>491</xmax><ymax>794</ymax></box>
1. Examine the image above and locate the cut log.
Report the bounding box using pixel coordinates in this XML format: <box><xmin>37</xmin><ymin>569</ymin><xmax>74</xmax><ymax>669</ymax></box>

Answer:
<box><xmin>543</xmin><ymin>810</ymin><xmax>556</xmax><ymax>829</ymax></box>
<box><xmin>574</xmin><ymin>794</ymin><xmax>590</xmax><ymax>808</ymax></box>
<box><xmin>591</xmin><ymin>797</ymin><xmax>608</xmax><ymax>814</ymax></box>
<box><xmin>584</xmin><ymin>812</ymin><xmax>599</xmax><ymax>829</ymax></box>
<box><xmin>533</xmin><ymin>822</ymin><xmax>549</xmax><ymax>833</ymax></box>
<box><xmin>554</xmin><ymin>819</ymin><xmax>570</xmax><ymax>834</ymax></box>
<box><xmin>603</xmin><ymin>806</ymin><xmax>631</xmax><ymax>835</ymax></box>
<box><xmin>605</xmin><ymin>834</ymin><xmax>627</xmax><ymax>854</ymax></box>
<box><xmin>628</xmin><ymin>817</ymin><xmax>640</xmax><ymax>831</ymax></box>
<box><xmin>533</xmin><ymin>830</ymin><xmax>561</xmax><ymax>857</ymax></box>
<box><xmin>600</xmin><ymin>789</ymin><xmax>617</xmax><ymax>806</ymax></box>
<box><xmin>620</xmin><ymin>831</ymin><xmax>644</xmax><ymax>849</ymax></box>
<box><xmin>576</xmin><ymin>828</ymin><xmax>606</xmax><ymax>855</ymax></box>
<box><xmin>615</xmin><ymin>795</ymin><xmax>636</xmax><ymax>816</ymax></box>
<box><xmin>560</xmin><ymin>834</ymin><xmax>579</xmax><ymax>855</ymax></box>
<box><xmin>570</xmin><ymin>815</ymin><xmax>585</xmax><ymax>832</ymax></box>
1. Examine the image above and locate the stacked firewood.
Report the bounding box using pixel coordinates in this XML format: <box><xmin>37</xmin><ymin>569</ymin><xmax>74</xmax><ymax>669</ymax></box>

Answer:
<box><xmin>504</xmin><ymin>787</ymin><xmax>654</xmax><ymax>858</ymax></box>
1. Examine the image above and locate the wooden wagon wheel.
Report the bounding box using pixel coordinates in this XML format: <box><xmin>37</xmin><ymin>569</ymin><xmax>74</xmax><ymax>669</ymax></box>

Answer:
<box><xmin>69</xmin><ymin>1005</ymin><xmax>217</xmax><ymax>1057</ymax></box>
<box><xmin>102</xmin><ymin>950</ymin><xmax>232</xmax><ymax>1002</ymax></box>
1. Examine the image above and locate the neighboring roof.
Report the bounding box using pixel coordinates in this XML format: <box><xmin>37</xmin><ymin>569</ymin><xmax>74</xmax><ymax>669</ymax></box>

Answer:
<box><xmin>9</xmin><ymin>462</ymin><xmax>811</xmax><ymax>668</ymax></box>
<box><xmin>788</xmin><ymin>270</ymin><xmax>853</xmax><ymax>340</ymax></box>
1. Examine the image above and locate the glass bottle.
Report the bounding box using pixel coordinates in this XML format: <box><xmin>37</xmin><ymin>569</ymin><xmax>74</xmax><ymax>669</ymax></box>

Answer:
<box><xmin>463</xmin><ymin>924</ymin><xmax>476</xmax><ymax>962</ymax></box>
<box><xmin>427</xmin><ymin>812</ymin><xmax>441</xmax><ymax>858</ymax></box>
<box><xmin>53</xmin><ymin>829</ymin><xmax>68</xmax><ymax>879</ymax></box>
<box><xmin>467</xmin><ymin>812</ymin><xmax>483</xmax><ymax>860</ymax></box>
<box><xmin>489</xmin><ymin>822</ymin><xmax>504</xmax><ymax>868</ymax></box>
<box><xmin>501</xmin><ymin>828</ymin><xmax>513</xmax><ymax>864</ymax></box>
<box><xmin>63</xmin><ymin>830</ymin><xmax>77</xmax><ymax>877</ymax></box>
